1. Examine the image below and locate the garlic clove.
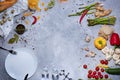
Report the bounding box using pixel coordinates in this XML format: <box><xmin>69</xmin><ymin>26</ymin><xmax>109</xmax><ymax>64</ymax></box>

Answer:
<box><xmin>85</xmin><ymin>35</ymin><xmax>91</xmax><ymax>43</ymax></box>
<box><xmin>85</xmin><ymin>51</ymin><xmax>96</xmax><ymax>57</ymax></box>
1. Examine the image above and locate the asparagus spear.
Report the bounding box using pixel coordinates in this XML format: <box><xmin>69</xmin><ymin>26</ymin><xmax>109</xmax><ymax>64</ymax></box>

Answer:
<box><xmin>68</xmin><ymin>8</ymin><xmax>95</xmax><ymax>17</ymax></box>
<box><xmin>87</xmin><ymin>16</ymin><xmax>116</xmax><ymax>26</ymax></box>
<box><xmin>68</xmin><ymin>12</ymin><xmax>94</xmax><ymax>17</ymax></box>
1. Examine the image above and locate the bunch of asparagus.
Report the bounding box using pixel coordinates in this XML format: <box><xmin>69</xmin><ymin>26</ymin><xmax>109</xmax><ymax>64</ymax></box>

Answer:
<box><xmin>87</xmin><ymin>16</ymin><xmax>116</xmax><ymax>26</ymax></box>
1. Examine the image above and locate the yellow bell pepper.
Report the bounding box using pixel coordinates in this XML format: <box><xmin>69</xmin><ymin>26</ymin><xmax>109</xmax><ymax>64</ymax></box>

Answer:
<box><xmin>94</xmin><ymin>37</ymin><xmax>107</xmax><ymax>50</ymax></box>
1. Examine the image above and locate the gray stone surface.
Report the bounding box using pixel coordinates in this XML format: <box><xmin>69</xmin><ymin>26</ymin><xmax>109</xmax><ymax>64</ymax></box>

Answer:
<box><xmin>0</xmin><ymin>0</ymin><xmax>120</xmax><ymax>80</ymax></box>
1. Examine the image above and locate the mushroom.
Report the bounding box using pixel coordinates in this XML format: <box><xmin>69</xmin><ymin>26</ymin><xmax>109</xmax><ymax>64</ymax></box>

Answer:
<box><xmin>115</xmin><ymin>48</ymin><xmax>120</xmax><ymax>54</ymax></box>
<box><xmin>109</xmin><ymin>48</ymin><xmax>114</xmax><ymax>55</ymax></box>
<box><xmin>102</xmin><ymin>47</ymin><xmax>114</xmax><ymax>61</ymax></box>
<box><xmin>102</xmin><ymin>47</ymin><xmax>109</xmax><ymax>55</ymax></box>
<box><xmin>113</xmin><ymin>54</ymin><xmax>120</xmax><ymax>61</ymax></box>
<box><xmin>105</xmin><ymin>53</ymin><xmax>112</xmax><ymax>61</ymax></box>
<box><xmin>115</xmin><ymin>59</ymin><xmax>120</xmax><ymax>65</ymax></box>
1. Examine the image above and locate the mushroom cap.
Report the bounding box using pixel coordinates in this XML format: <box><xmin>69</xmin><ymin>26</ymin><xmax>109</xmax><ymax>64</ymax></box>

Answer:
<box><xmin>105</xmin><ymin>54</ymin><xmax>112</xmax><ymax>61</ymax></box>
<box><xmin>102</xmin><ymin>47</ymin><xmax>109</xmax><ymax>55</ymax></box>
<box><xmin>113</xmin><ymin>54</ymin><xmax>120</xmax><ymax>61</ymax></box>
<box><xmin>115</xmin><ymin>48</ymin><xmax>120</xmax><ymax>54</ymax></box>
<box><xmin>115</xmin><ymin>59</ymin><xmax>120</xmax><ymax>65</ymax></box>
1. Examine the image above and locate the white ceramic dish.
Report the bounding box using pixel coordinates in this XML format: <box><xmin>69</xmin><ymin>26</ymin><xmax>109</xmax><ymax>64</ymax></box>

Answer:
<box><xmin>5</xmin><ymin>48</ymin><xmax>37</xmax><ymax>80</ymax></box>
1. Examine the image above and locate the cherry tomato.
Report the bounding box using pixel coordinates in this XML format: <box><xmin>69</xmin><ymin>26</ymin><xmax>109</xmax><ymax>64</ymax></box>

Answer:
<box><xmin>101</xmin><ymin>68</ymin><xmax>104</xmax><ymax>72</ymax></box>
<box><xmin>95</xmin><ymin>66</ymin><xmax>100</xmax><ymax>71</ymax></box>
<box><xmin>87</xmin><ymin>74</ymin><xmax>92</xmax><ymax>78</ymax></box>
<box><xmin>104</xmin><ymin>60</ymin><xmax>108</xmax><ymax>65</ymax></box>
<box><xmin>88</xmin><ymin>70</ymin><xmax>92</xmax><ymax>74</ymax></box>
<box><xmin>104</xmin><ymin>74</ymin><xmax>108</xmax><ymax>78</ymax></box>
<box><xmin>100</xmin><ymin>60</ymin><xmax>105</xmax><ymax>64</ymax></box>
<box><xmin>93</xmin><ymin>71</ymin><xmax>96</xmax><ymax>75</ymax></box>
<box><xmin>92</xmin><ymin>75</ymin><xmax>95</xmax><ymax>78</ymax></box>
<box><xmin>98</xmin><ymin>72</ymin><xmax>101</xmax><ymax>75</ymax></box>
<box><xmin>95</xmin><ymin>75</ymin><xmax>99</xmax><ymax>79</ymax></box>
<box><xmin>83</xmin><ymin>64</ymin><xmax>87</xmax><ymax>69</ymax></box>
<box><xmin>100</xmin><ymin>75</ymin><xmax>103</xmax><ymax>79</ymax></box>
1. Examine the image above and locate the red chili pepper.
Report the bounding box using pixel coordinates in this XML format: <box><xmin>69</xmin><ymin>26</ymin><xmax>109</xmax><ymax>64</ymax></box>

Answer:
<box><xmin>79</xmin><ymin>9</ymin><xmax>88</xmax><ymax>24</ymax></box>
<box><xmin>32</xmin><ymin>16</ymin><xmax>37</xmax><ymax>25</ymax></box>
<box><xmin>110</xmin><ymin>33</ymin><xmax>120</xmax><ymax>46</ymax></box>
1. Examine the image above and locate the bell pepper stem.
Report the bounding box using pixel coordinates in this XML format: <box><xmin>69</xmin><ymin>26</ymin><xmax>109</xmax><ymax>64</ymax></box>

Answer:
<box><xmin>114</xmin><ymin>45</ymin><xmax>120</xmax><ymax>50</ymax></box>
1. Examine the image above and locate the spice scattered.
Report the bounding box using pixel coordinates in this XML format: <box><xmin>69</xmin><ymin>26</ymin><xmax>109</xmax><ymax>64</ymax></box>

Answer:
<box><xmin>84</xmin><ymin>47</ymin><xmax>89</xmax><ymax>51</ymax></box>
<box><xmin>44</xmin><ymin>8</ymin><xmax>48</xmax><ymax>11</ymax></box>
<box><xmin>37</xmin><ymin>16</ymin><xmax>40</xmax><ymax>20</ymax></box>
<box><xmin>23</xmin><ymin>12</ymin><xmax>33</xmax><ymax>17</ymax></box>
<box><xmin>25</xmin><ymin>20</ymin><xmax>29</xmax><ymax>25</ymax></box>
<box><xmin>21</xmin><ymin>16</ymin><xmax>26</xmax><ymax>20</ymax></box>
<box><xmin>7</xmin><ymin>17</ymin><xmax>12</xmax><ymax>21</ymax></box>
<box><xmin>85</xmin><ymin>51</ymin><xmax>96</xmax><ymax>57</ymax></box>
<box><xmin>41</xmin><ymin>2</ymin><xmax>45</xmax><ymax>6</ymax></box>
<box><xmin>59</xmin><ymin>0</ymin><xmax>68</xmax><ymax>3</ymax></box>
<box><xmin>11</xmin><ymin>9</ymin><xmax>15</xmax><ymax>14</ymax></box>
